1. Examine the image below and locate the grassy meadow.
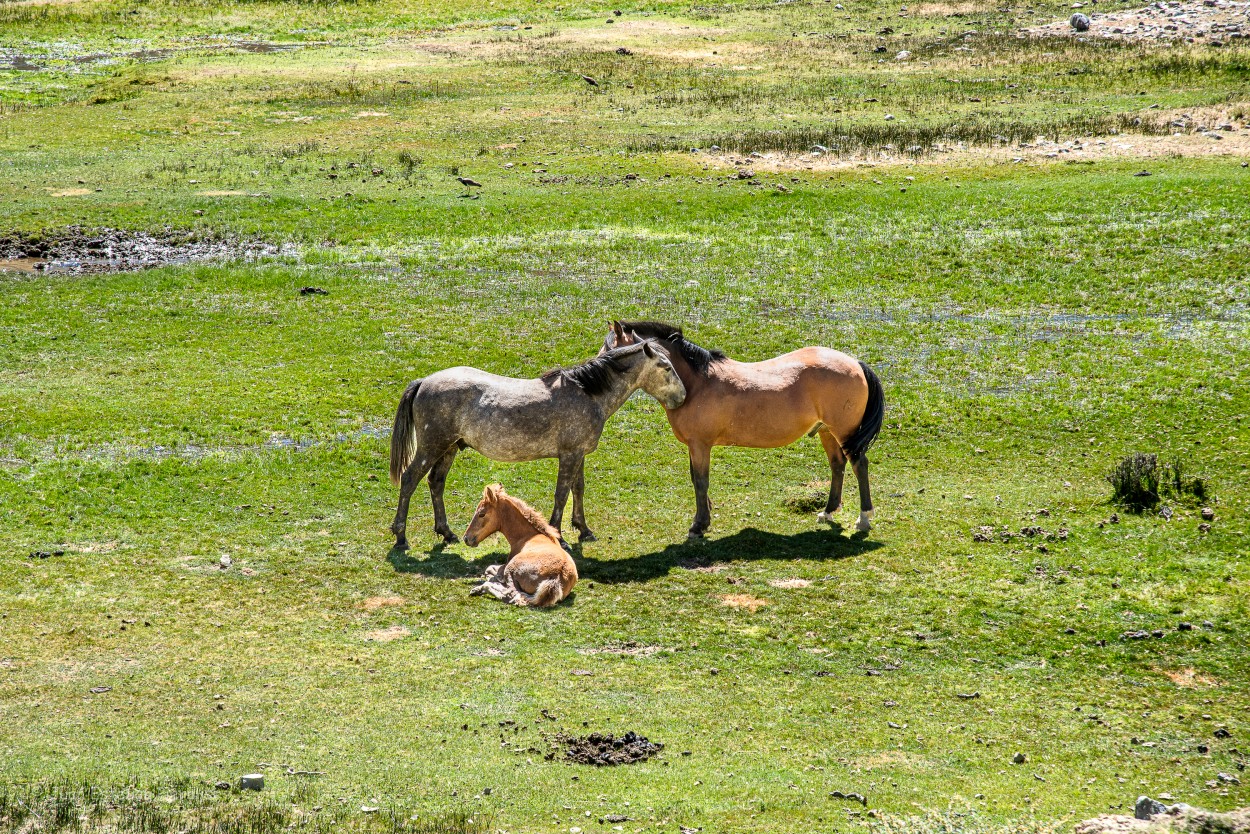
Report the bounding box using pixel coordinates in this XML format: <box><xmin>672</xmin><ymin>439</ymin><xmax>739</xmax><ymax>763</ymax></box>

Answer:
<box><xmin>2</xmin><ymin>0</ymin><xmax>1249</xmax><ymax>831</ymax></box>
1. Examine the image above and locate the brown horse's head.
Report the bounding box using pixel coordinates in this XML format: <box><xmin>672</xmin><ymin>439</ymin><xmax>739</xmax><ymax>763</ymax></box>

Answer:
<box><xmin>464</xmin><ymin>483</ymin><xmax>505</xmax><ymax>547</ymax></box>
<box><xmin>601</xmin><ymin>320</ymin><xmax>639</xmax><ymax>353</ymax></box>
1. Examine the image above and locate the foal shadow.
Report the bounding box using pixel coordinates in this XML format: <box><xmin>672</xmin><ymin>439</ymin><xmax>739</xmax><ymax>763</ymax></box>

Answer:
<box><xmin>576</xmin><ymin>526</ymin><xmax>883</xmax><ymax>585</ymax></box>
<box><xmin>386</xmin><ymin>544</ymin><xmax>506</xmax><ymax>579</ymax></box>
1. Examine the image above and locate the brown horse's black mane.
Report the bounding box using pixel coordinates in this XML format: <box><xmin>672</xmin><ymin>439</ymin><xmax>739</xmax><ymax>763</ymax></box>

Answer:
<box><xmin>542</xmin><ymin>344</ymin><xmax>641</xmax><ymax>396</ymax></box>
<box><xmin>619</xmin><ymin>320</ymin><xmax>726</xmax><ymax>374</ymax></box>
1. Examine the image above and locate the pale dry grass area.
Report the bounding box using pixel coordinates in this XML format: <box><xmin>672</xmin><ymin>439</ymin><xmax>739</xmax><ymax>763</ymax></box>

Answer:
<box><xmin>717</xmin><ymin>593</ymin><xmax>770</xmax><ymax>612</ymax></box>
<box><xmin>704</xmin><ymin>122</ymin><xmax>1250</xmax><ymax>172</ymax></box>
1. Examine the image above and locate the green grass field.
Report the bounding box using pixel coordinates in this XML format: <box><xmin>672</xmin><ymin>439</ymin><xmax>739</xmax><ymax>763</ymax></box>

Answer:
<box><xmin>2</xmin><ymin>0</ymin><xmax>1248</xmax><ymax>831</ymax></box>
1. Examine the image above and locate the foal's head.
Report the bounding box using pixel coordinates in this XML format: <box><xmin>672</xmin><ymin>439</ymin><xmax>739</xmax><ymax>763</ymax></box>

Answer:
<box><xmin>464</xmin><ymin>484</ymin><xmax>506</xmax><ymax>547</ymax></box>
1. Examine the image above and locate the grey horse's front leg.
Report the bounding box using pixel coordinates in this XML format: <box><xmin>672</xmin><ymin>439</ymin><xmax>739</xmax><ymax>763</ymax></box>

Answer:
<box><xmin>427</xmin><ymin>446</ymin><xmax>460</xmax><ymax>543</ymax></box>
<box><xmin>549</xmin><ymin>454</ymin><xmax>581</xmax><ymax>548</ymax></box>
<box><xmin>687</xmin><ymin>442</ymin><xmax>713</xmax><ymax>539</ymax></box>
<box><xmin>570</xmin><ymin>457</ymin><xmax>596</xmax><ymax>543</ymax></box>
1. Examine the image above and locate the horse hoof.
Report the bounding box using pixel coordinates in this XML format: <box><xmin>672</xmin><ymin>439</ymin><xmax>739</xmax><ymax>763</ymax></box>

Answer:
<box><xmin>559</xmin><ymin>539</ymin><xmax>573</xmax><ymax>554</ymax></box>
<box><xmin>855</xmin><ymin>512</ymin><xmax>873</xmax><ymax>533</ymax></box>
<box><xmin>469</xmin><ymin>585</ymin><xmax>485</xmax><ymax>596</ymax></box>
<box><xmin>393</xmin><ymin>538</ymin><xmax>409</xmax><ymax>551</ymax></box>
<box><xmin>687</xmin><ymin>530</ymin><xmax>706</xmax><ymax>541</ymax></box>
<box><xmin>816</xmin><ymin>511</ymin><xmax>832</xmax><ymax>524</ymax></box>
<box><xmin>579</xmin><ymin>530</ymin><xmax>597</xmax><ymax>543</ymax></box>
<box><xmin>440</xmin><ymin>532</ymin><xmax>460</xmax><ymax>544</ymax></box>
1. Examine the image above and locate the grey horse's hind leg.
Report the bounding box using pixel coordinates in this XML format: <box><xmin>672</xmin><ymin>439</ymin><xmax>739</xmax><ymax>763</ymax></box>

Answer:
<box><xmin>391</xmin><ymin>454</ymin><xmax>437</xmax><ymax>549</ymax></box>
<box><xmin>851</xmin><ymin>453</ymin><xmax>873</xmax><ymax>532</ymax></box>
<box><xmin>427</xmin><ymin>446</ymin><xmax>460</xmax><ymax>543</ymax></box>
<box><xmin>817</xmin><ymin>429</ymin><xmax>847</xmax><ymax>524</ymax></box>
<box><xmin>549</xmin><ymin>453</ymin><xmax>582</xmax><ymax>548</ymax></box>
<box><xmin>570</xmin><ymin>457</ymin><xmax>596</xmax><ymax>543</ymax></box>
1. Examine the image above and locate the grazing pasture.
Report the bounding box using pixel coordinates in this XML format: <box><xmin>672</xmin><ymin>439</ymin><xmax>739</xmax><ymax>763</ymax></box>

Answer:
<box><xmin>1</xmin><ymin>0</ymin><xmax>1248</xmax><ymax>831</ymax></box>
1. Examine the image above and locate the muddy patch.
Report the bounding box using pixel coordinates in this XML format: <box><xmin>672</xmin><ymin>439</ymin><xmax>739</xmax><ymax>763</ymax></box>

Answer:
<box><xmin>555</xmin><ymin>731</ymin><xmax>663</xmax><ymax>766</ymax></box>
<box><xmin>1</xmin><ymin>40</ymin><xmax>306</xmax><ymax>74</ymax></box>
<box><xmin>0</xmin><ymin>226</ymin><xmax>287</xmax><ymax>275</ymax></box>
<box><xmin>1024</xmin><ymin>0</ymin><xmax>1249</xmax><ymax>44</ymax></box>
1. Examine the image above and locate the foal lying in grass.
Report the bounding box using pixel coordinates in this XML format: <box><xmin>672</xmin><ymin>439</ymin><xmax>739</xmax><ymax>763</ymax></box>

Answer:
<box><xmin>464</xmin><ymin>484</ymin><xmax>578</xmax><ymax>608</ymax></box>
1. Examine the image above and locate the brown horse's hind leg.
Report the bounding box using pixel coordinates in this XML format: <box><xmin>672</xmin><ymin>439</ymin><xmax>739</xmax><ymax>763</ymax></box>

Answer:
<box><xmin>851</xmin><ymin>454</ymin><xmax>873</xmax><ymax>532</ymax></box>
<box><xmin>427</xmin><ymin>446</ymin><xmax>460</xmax><ymax>543</ymax></box>
<box><xmin>687</xmin><ymin>442</ymin><xmax>713</xmax><ymax>538</ymax></box>
<box><xmin>570</xmin><ymin>457</ymin><xmax>596</xmax><ymax>543</ymax></box>
<box><xmin>816</xmin><ymin>429</ymin><xmax>847</xmax><ymax>524</ymax></box>
<box><xmin>391</xmin><ymin>454</ymin><xmax>437</xmax><ymax>549</ymax></box>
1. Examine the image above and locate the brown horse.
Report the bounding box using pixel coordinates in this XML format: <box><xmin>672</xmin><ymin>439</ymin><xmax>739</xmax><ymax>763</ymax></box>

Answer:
<box><xmin>602</xmin><ymin>321</ymin><xmax>884</xmax><ymax>538</ymax></box>
<box><xmin>464</xmin><ymin>484</ymin><xmax>577</xmax><ymax>607</ymax></box>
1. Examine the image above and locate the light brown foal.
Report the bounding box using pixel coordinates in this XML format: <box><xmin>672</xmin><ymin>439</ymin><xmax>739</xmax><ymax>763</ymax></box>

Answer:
<box><xmin>464</xmin><ymin>485</ymin><xmax>578</xmax><ymax>607</ymax></box>
<box><xmin>603</xmin><ymin>321</ymin><xmax>884</xmax><ymax>539</ymax></box>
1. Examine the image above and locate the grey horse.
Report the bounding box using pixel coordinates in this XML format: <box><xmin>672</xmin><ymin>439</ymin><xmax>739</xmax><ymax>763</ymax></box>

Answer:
<box><xmin>389</xmin><ymin>341</ymin><xmax>686</xmax><ymax>549</ymax></box>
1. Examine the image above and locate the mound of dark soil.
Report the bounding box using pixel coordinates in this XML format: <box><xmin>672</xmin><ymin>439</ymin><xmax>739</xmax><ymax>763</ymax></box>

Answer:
<box><xmin>0</xmin><ymin>226</ymin><xmax>283</xmax><ymax>274</ymax></box>
<box><xmin>557</xmin><ymin>731</ymin><xmax>663</xmax><ymax>766</ymax></box>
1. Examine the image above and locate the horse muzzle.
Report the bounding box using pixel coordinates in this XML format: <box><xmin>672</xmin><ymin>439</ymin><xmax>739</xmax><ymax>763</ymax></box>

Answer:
<box><xmin>463</xmin><ymin>532</ymin><xmax>479</xmax><ymax>547</ymax></box>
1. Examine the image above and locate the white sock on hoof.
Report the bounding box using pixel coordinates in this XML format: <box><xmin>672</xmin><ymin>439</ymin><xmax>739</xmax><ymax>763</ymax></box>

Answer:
<box><xmin>856</xmin><ymin>510</ymin><xmax>874</xmax><ymax>532</ymax></box>
<box><xmin>816</xmin><ymin>511</ymin><xmax>832</xmax><ymax>523</ymax></box>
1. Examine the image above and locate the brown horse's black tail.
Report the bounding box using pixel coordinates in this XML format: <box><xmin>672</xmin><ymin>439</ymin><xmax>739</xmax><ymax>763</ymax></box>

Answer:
<box><xmin>843</xmin><ymin>361</ymin><xmax>884</xmax><ymax>463</ymax></box>
<box><xmin>390</xmin><ymin>378</ymin><xmax>423</xmax><ymax>485</ymax></box>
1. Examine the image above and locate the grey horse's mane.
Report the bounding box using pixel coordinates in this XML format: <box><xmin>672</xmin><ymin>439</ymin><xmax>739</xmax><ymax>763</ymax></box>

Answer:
<box><xmin>543</xmin><ymin>342</ymin><xmax>648</xmax><ymax>396</ymax></box>
<box><xmin>618</xmin><ymin>320</ymin><xmax>726</xmax><ymax>374</ymax></box>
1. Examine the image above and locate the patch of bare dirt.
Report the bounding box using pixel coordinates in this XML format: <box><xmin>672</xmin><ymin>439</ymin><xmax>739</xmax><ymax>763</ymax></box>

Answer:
<box><xmin>555</xmin><ymin>731</ymin><xmax>664</xmax><ymax>766</ymax></box>
<box><xmin>1158</xmin><ymin>666</ymin><xmax>1221</xmax><ymax>687</ymax></box>
<box><xmin>704</xmin><ymin>119</ymin><xmax>1250</xmax><ymax>173</ymax></box>
<box><xmin>1077</xmin><ymin>807</ymin><xmax>1250</xmax><ymax>834</ymax></box>
<box><xmin>359</xmin><ymin>594</ymin><xmax>405</xmax><ymax>611</ymax></box>
<box><xmin>364</xmin><ymin>625</ymin><xmax>410</xmax><ymax>642</ymax></box>
<box><xmin>579</xmin><ymin>640</ymin><xmax>666</xmax><ymax>656</ymax></box>
<box><xmin>0</xmin><ymin>226</ymin><xmax>286</xmax><ymax>275</ymax></box>
<box><xmin>717</xmin><ymin>593</ymin><xmax>770</xmax><ymax>612</ymax></box>
<box><xmin>769</xmin><ymin>578</ymin><xmax>812</xmax><ymax>589</ymax></box>
<box><xmin>1024</xmin><ymin>0</ymin><xmax>1249</xmax><ymax>44</ymax></box>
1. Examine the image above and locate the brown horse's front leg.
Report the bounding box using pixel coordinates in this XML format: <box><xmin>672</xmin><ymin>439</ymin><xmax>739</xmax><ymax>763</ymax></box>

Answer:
<box><xmin>817</xmin><ymin>429</ymin><xmax>846</xmax><ymax>524</ymax></box>
<box><xmin>549</xmin><ymin>454</ymin><xmax>580</xmax><ymax>549</ymax></box>
<box><xmin>851</xmin><ymin>454</ymin><xmax>873</xmax><ymax>532</ymax></box>
<box><xmin>427</xmin><ymin>446</ymin><xmax>460</xmax><ymax>543</ymax></box>
<box><xmin>687</xmin><ymin>442</ymin><xmax>713</xmax><ymax>539</ymax></box>
<box><xmin>570</xmin><ymin>457</ymin><xmax>596</xmax><ymax>543</ymax></box>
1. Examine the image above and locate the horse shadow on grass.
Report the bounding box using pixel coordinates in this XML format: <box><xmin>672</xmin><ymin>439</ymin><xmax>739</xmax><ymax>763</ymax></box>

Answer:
<box><xmin>387</xmin><ymin>543</ymin><xmax>506</xmax><ymax>579</ymax></box>
<box><xmin>576</xmin><ymin>526</ymin><xmax>883</xmax><ymax>585</ymax></box>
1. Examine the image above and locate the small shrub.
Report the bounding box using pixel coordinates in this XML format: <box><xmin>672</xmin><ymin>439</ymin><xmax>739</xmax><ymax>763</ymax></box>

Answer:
<box><xmin>1107</xmin><ymin>452</ymin><xmax>1159</xmax><ymax>512</ymax></box>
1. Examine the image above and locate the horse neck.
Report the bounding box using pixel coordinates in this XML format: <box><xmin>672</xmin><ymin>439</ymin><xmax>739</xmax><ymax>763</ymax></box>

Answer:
<box><xmin>495</xmin><ymin>499</ymin><xmax>558</xmax><ymax>551</ymax></box>
<box><xmin>586</xmin><ymin>354</ymin><xmax>648</xmax><ymax>414</ymax></box>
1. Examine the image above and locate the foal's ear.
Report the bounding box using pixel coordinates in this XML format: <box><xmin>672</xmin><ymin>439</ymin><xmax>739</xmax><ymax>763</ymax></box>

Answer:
<box><xmin>484</xmin><ymin>483</ymin><xmax>504</xmax><ymax>503</ymax></box>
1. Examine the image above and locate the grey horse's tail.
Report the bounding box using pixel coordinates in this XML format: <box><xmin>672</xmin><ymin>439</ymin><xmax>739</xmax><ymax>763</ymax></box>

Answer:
<box><xmin>842</xmin><ymin>361</ymin><xmax>884</xmax><ymax>463</ymax></box>
<box><xmin>390</xmin><ymin>378</ymin><xmax>423</xmax><ymax>485</ymax></box>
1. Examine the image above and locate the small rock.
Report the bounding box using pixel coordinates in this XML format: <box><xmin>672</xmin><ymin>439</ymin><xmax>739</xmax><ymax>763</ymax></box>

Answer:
<box><xmin>220</xmin><ymin>555</ymin><xmax>233</xmax><ymax>568</ymax></box>
<box><xmin>214</xmin><ymin>781</ymin><xmax>230</xmax><ymax>790</ymax></box>
<box><xmin>1199</xmin><ymin>523</ymin><xmax>1211</xmax><ymax>533</ymax></box>
<box><xmin>1136</xmin><ymin>796</ymin><xmax>1166</xmax><ymax>820</ymax></box>
<box><xmin>1214</xmin><ymin>728</ymin><xmax>1231</xmax><ymax>738</ymax></box>
<box><xmin>239</xmin><ymin>774</ymin><xmax>264</xmax><ymax>791</ymax></box>
<box><xmin>1071</xmin><ymin>12</ymin><xmax>1091</xmax><ymax>30</ymax></box>
<box><xmin>884</xmin><ymin>114</ymin><xmax>895</xmax><ymax>121</ymax></box>
<box><xmin>1134</xmin><ymin>170</ymin><xmax>1152</xmax><ymax>176</ymax></box>
<box><xmin>1217</xmin><ymin>772</ymin><xmax>1240</xmax><ymax>785</ymax></box>
<box><xmin>300</xmin><ymin>286</ymin><xmax>328</xmax><ymax>296</ymax></box>
<box><xmin>1012</xmin><ymin>752</ymin><xmax>1027</xmax><ymax>764</ymax></box>
<box><xmin>1200</xmin><ymin>507</ymin><xmax>1214</xmax><ymax>520</ymax></box>
<box><xmin>895</xmin><ymin>50</ymin><xmax>913</xmax><ymax>60</ymax></box>
<box><xmin>1178</xmin><ymin>622</ymin><xmax>1193</xmax><ymax>631</ymax></box>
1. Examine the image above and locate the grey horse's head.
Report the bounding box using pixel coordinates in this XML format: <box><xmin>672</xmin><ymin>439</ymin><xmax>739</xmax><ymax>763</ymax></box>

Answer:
<box><xmin>632</xmin><ymin>340</ymin><xmax>686</xmax><ymax>410</ymax></box>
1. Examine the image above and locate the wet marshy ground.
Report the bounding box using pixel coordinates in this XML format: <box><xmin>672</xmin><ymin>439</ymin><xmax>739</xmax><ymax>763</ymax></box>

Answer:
<box><xmin>0</xmin><ymin>226</ymin><xmax>287</xmax><ymax>274</ymax></box>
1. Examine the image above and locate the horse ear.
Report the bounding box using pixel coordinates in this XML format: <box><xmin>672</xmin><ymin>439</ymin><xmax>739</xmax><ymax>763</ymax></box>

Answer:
<box><xmin>484</xmin><ymin>483</ymin><xmax>503</xmax><ymax>503</ymax></box>
<box><xmin>610</xmin><ymin>321</ymin><xmax>625</xmax><ymax>343</ymax></box>
<box><xmin>642</xmin><ymin>340</ymin><xmax>655</xmax><ymax>358</ymax></box>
